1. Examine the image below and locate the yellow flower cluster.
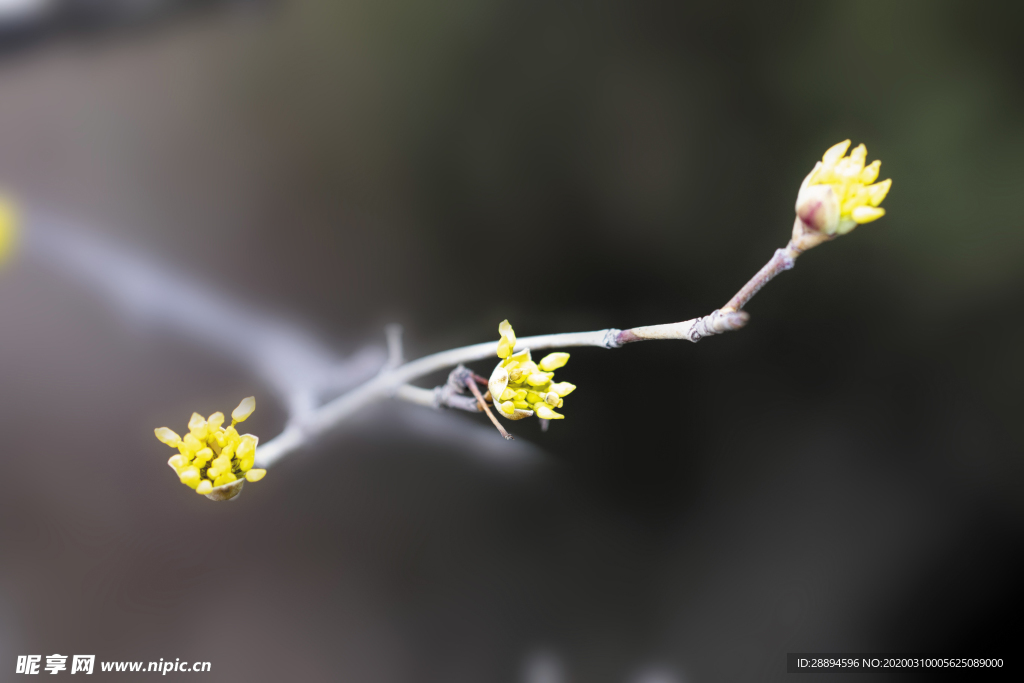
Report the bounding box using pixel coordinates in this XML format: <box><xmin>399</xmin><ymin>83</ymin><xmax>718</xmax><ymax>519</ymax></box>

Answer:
<box><xmin>488</xmin><ymin>320</ymin><xmax>576</xmax><ymax>421</ymax></box>
<box><xmin>796</xmin><ymin>140</ymin><xmax>892</xmax><ymax>237</ymax></box>
<box><xmin>155</xmin><ymin>397</ymin><xmax>265</xmax><ymax>497</ymax></box>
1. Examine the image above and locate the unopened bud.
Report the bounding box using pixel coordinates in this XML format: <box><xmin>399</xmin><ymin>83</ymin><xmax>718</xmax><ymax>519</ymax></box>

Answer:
<box><xmin>154</xmin><ymin>427</ymin><xmax>181</xmax><ymax>446</ymax></box>
<box><xmin>231</xmin><ymin>396</ymin><xmax>256</xmax><ymax>424</ymax></box>
<box><xmin>538</xmin><ymin>352</ymin><xmax>570</xmax><ymax>371</ymax></box>
<box><xmin>795</xmin><ymin>179</ymin><xmax>840</xmax><ymax>235</ymax></box>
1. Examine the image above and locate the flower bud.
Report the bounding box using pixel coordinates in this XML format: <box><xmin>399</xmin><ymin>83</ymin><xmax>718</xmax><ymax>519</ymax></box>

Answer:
<box><xmin>236</xmin><ymin>434</ymin><xmax>258</xmax><ymax>460</ymax></box>
<box><xmin>526</xmin><ymin>372</ymin><xmax>553</xmax><ymax>386</ymax></box>
<box><xmin>795</xmin><ymin>179</ymin><xmax>840</xmax><ymax>235</ymax></box>
<box><xmin>497</xmin><ymin>319</ymin><xmax>517</xmax><ymax>358</ymax></box>
<box><xmin>488</xmin><ymin>364</ymin><xmax>510</xmax><ymax>404</ymax></box>
<box><xmin>156</xmin><ymin>397</ymin><xmax>264</xmax><ymax>501</ymax></box>
<box><xmin>793</xmin><ymin>140</ymin><xmax>892</xmax><ymax>248</ymax></box>
<box><xmin>154</xmin><ymin>427</ymin><xmax>181</xmax><ymax>446</ymax></box>
<box><xmin>538</xmin><ymin>352</ymin><xmax>570</xmax><ymax>371</ymax></box>
<box><xmin>548</xmin><ymin>382</ymin><xmax>576</xmax><ymax>397</ymax></box>
<box><xmin>232</xmin><ymin>396</ymin><xmax>256</xmax><ymax>424</ymax></box>
<box><xmin>533</xmin><ymin>404</ymin><xmax>564</xmax><ymax>420</ymax></box>
<box><xmin>188</xmin><ymin>412</ymin><xmax>208</xmax><ymax>439</ymax></box>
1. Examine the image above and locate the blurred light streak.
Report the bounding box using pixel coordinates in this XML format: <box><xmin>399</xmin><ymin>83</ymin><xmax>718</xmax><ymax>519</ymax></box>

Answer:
<box><xmin>23</xmin><ymin>209</ymin><xmax>385</xmax><ymax>423</ymax></box>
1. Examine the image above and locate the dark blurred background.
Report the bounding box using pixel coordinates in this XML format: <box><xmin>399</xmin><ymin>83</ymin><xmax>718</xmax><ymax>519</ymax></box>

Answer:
<box><xmin>0</xmin><ymin>0</ymin><xmax>1022</xmax><ymax>681</ymax></box>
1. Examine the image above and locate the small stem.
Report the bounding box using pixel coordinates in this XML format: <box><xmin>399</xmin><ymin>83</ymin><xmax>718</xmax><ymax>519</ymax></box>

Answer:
<box><xmin>721</xmin><ymin>241</ymin><xmax>802</xmax><ymax>312</ymax></box>
<box><xmin>464</xmin><ymin>377</ymin><xmax>513</xmax><ymax>440</ymax></box>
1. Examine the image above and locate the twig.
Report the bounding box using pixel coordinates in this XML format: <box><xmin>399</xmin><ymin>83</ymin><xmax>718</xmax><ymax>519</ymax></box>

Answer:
<box><xmin>20</xmin><ymin>210</ymin><xmax>814</xmax><ymax>467</ymax></box>
<box><xmin>722</xmin><ymin>237</ymin><xmax>803</xmax><ymax>312</ymax></box>
<box><xmin>254</xmin><ymin>238</ymin><xmax>801</xmax><ymax>467</ymax></box>
<box><xmin>463</xmin><ymin>372</ymin><xmax>513</xmax><ymax>441</ymax></box>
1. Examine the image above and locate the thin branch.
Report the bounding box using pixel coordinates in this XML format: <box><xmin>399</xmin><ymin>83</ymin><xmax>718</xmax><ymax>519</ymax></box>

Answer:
<box><xmin>255</xmin><ymin>233</ymin><xmax>816</xmax><ymax>466</ymax></box>
<box><xmin>25</xmin><ymin>212</ymin><xmax>386</xmax><ymax>412</ymax></box>
<box><xmin>19</xmin><ymin>209</ymin><xmax>811</xmax><ymax>467</ymax></box>
<box><xmin>464</xmin><ymin>373</ymin><xmax>513</xmax><ymax>441</ymax></box>
<box><xmin>394</xmin><ymin>379</ymin><xmax>481</xmax><ymax>413</ymax></box>
<box><xmin>722</xmin><ymin>237</ymin><xmax>803</xmax><ymax>312</ymax></box>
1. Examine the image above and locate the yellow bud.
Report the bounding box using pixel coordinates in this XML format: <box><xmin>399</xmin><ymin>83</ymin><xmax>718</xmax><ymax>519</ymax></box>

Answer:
<box><xmin>557</xmin><ymin>398</ymin><xmax>563</xmax><ymax>408</ymax></box>
<box><xmin>544</xmin><ymin>392</ymin><xmax>559</xmax><ymax>406</ymax></box>
<box><xmin>154</xmin><ymin>427</ymin><xmax>181</xmax><ymax>446</ymax></box>
<box><xmin>196</xmin><ymin>480</ymin><xmax>213</xmax><ymax>495</ymax></box>
<box><xmin>206</xmin><ymin>411</ymin><xmax>225</xmax><ymax>431</ymax></box>
<box><xmin>206</xmin><ymin>466</ymin><xmax>222</xmax><ymax>479</ymax></box>
<box><xmin>238</xmin><ymin>453</ymin><xmax>255</xmax><ymax>472</ymax></box>
<box><xmin>822</xmin><ymin>140</ymin><xmax>851</xmax><ymax>166</ymax></box>
<box><xmin>496</xmin><ymin>319</ymin><xmax>517</xmax><ymax>359</ymax></box>
<box><xmin>538</xmin><ymin>352</ymin><xmax>570</xmax><ymax>371</ymax></box>
<box><xmin>533</xmin><ymin>404</ymin><xmax>564</xmax><ymax>420</ymax></box>
<box><xmin>526</xmin><ymin>391</ymin><xmax>544</xmax><ymax>404</ymax></box>
<box><xmin>231</xmin><ymin>396</ymin><xmax>256</xmax><ymax>424</ymax></box>
<box><xmin>497</xmin><ymin>337</ymin><xmax>514</xmax><ymax>359</ymax></box>
<box><xmin>838</xmin><ymin>143</ymin><xmax>866</xmax><ymax>176</ymax></box>
<box><xmin>498</xmin><ymin>319</ymin><xmax>516</xmax><ymax>341</ymax></box>
<box><xmin>179</xmin><ymin>467</ymin><xmax>201</xmax><ymax>489</ymax></box>
<box><xmin>859</xmin><ymin>160</ymin><xmax>880</xmax><ymax>184</ymax></box>
<box><xmin>514</xmin><ymin>389</ymin><xmax>528</xmax><ymax>401</ymax></box>
<box><xmin>499</xmin><ymin>388</ymin><xmax>516</xmax><ymax>401</ymax></box>
<box><xmin>507</xmin><ymin>348</ymin><xmax>531</xmax><ymax>364</ymax></box>
<box><xmin>526</xmin><ymin>372</ymin><xmax>553</xmax><ymax>386</ymax></box>
<box><xmin>513</xmin><ymin>400</ymin><xmax>531</xmax><ymax>410</ymax></box>
<box><xmin>549</xmin><ymin>382</ymin><xmax>576</xmax><ymax>397</ymax></box>
<box><xmin>167</xmin><ymin>455</ymin><xmax>187</xmax><ymax>471</ymax></box>
<box><xmin>851</xmin><ymin>206</ymin><xmax>885</xmax><ymax>224</ymax></box>
<box><xmin>189</xmin><ymin>424</ymin><xmax>208</xmax><ymax>441</ymax></box>
<box><xmin>213</xmin><ymin>472</ymin><xmax>237</xmax><ymax>487</ymax></box>
<box><xmin>499</xmin><ymin>400</ymin><xmax>515</xmax><ymax>416</ymax></box>
<box><xmin>223</xmin><ymin>426</ymin><xmax>240</xmax><ymax>446</ymax></box>
<box><xmin>194</xmin><ymin>447</ymin><xmax>213</xmax><ymax>463</ymax></box>
<box><xmin>866</xmin><ymin>178</ymin><xmax>891</xmax><ymax>207</ymax></box>
<box><xmin>237</xmin><ymin>434</ymin><xmax>258</xmax><ymax>460</ymax></box>
<box><xmin>188</xmin><ymin>412</ymin><xmax>207</xmax><ymax>433</ymax></box>
<box><xmin>245</xmin><ymin>469</ymin><xmax>267</xmax><ymax>482</ymax></box>
<box><xmin>182</xmin><ymin>433</ymin><xmax>203</xmax><ymax>453</ymax></box>
<box><xmin>509</xmin><ymin>368</ymin><xmax>525</xmax><ymax>383</ymax></box>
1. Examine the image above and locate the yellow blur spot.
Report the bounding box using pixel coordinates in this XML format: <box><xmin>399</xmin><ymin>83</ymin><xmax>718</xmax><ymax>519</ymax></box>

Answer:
<box><xmin>0</xmin><ymin>197</ymin><xmax>17</xmax><ymax>263</ymax></box>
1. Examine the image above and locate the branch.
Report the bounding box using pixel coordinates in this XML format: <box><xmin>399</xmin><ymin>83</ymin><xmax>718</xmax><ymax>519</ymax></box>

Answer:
<box><xmin>255</xmin><ymin>237</ymin><xmax>800</xmax><ymax>467</ymax></box>
<box><xmin>20</xmin><ymin>207</ymin><xmax>806</xmax><ymax>469</ymax></box>
<box><xmin>722</xmin><ymin>236</ymin><xmax>803</xmax><ymax>313</ymax></box>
